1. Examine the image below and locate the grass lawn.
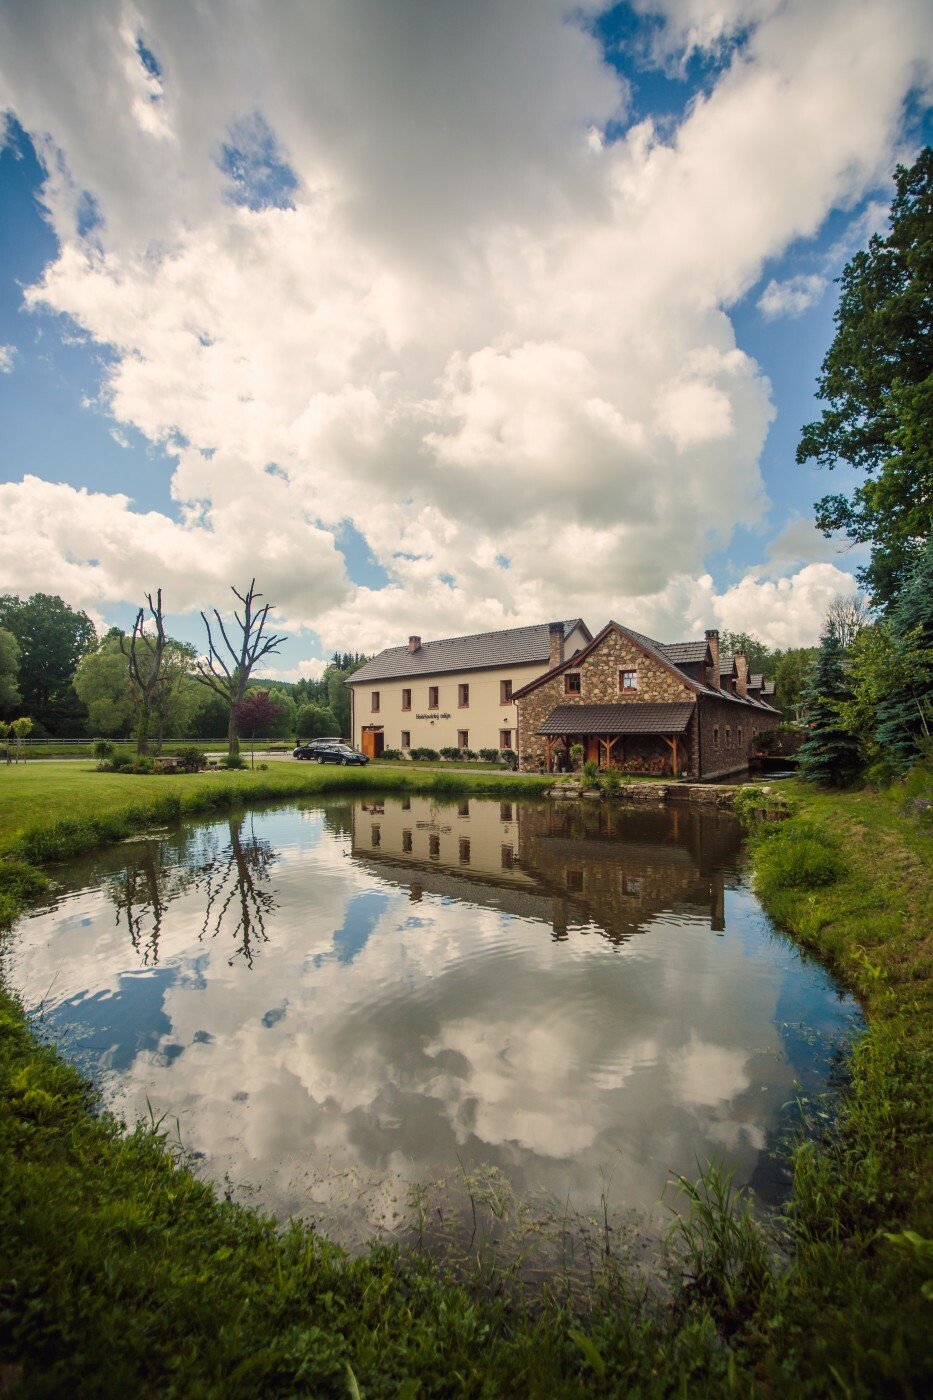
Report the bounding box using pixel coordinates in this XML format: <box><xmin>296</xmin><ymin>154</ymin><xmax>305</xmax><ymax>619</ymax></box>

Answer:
<box><xmin>0</xmin><ymin>761</ymin><xmax>930</xmax><ymax>1394</ymax></box>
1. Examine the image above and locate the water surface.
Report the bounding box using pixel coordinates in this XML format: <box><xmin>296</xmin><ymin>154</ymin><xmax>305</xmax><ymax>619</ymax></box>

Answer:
<box><xmin>6</xmin><ymin>795</ymin><xmax>858</xmax><ymax>1249</ymax></box>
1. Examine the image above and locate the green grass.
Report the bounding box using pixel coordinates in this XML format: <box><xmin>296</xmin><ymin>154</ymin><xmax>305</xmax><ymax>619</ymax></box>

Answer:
<box><xmin>0</xmin><ymin>764</ymin><xmax>930</xmax><ymax>1394</ymax></box>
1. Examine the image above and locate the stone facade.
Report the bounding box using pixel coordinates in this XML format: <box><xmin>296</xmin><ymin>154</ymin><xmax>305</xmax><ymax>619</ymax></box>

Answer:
<box><xmin>516</xmin><ymin>629</ymin><xmax>698</xmax><ymax>773</ymax></box>
<box><xmin>515</xmin><ymin>624</ymin><xmax>779</xmax><ymax>779</ymax></box>
<box><xmin>696</xmin><ymin>694</ymin><xmax>778</xmax><ymax>780</ymax></box>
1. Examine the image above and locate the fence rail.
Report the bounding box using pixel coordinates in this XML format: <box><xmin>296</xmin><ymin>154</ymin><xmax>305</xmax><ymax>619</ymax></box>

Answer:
<box><xmin>15</xmin><ymin>737</ymin><xmax>232</xmax><ymax>747</ymax></box>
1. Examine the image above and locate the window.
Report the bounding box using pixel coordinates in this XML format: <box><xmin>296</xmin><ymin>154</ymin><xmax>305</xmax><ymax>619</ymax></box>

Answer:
<box><xmin>428</xmin><ymin>685</ymin><xmax>439</xmax><ymax>708</ymax></box>
<box><xmin>459</xmin><ymin>838</ymin><xmax>471</xmax><ymax>865</ymax></box>
<box><xmin>500</xmin><ymin>802</ymin><xmax>513</xmax><ymax>823</ymax></box>
<box><xmin>565</xmin><ymin>672</ymin><xmax>581</xmax><ymax>695</ymax></box>
<box><xmin>402</xmin><ymin>829</ymin><xmax>413</xmax><ymax>853</ymax></box>
<box><xmin>401</xmin><ymin>730</ymin><xmax>410</xmax><ymax>750</ymax></box>
<box><xmin>620</xmin><ymin>669</ymin><xmax>638</xmax><ymax>692</ymax></box>
<box><xmin>458</xmin><ymin>682</ymin><xmax>470</xmax><ymax>708</ymax></box>
<box><xmin>371</xmin><ymin>691</ymin><xmax>380</xmax><ymax>712</ymax></box>
<box><xmin>501</xmin><ymin>844</ymin><xmax>514</xmax><ymax>869</ymax></box>
<box><xmin>625</xmin><ymin>877</ymin><xmax>642</xmax><ymax>896</ymax></box>
<box><xmin>725</xmin><ymin>726</ymin><xmax>731</xmax><ymax>746</ymax></box>
<box><xmin>371</xmin><ymin>825</ymin><xmax>381</xmax><ymax>848</ymax></box>
<box><xmin>713</xmin><ymin>726</ymin><xmax>720</xmax><ymax>748</ymax></box>
<box><xmin>500</xmin><ymin>678</ymin><xmax>513</xmax><ymax>703</ymax></box>
<box><xmin>499</xmin><ymin>729</ymin><xmax>512</xmax><ymax>750</ymax></box>
<box><xmin>457</xmin><ymin>729</ymin><xmax>469</xmax><ymax>749</ymax></box>
<box><xmin>429</xmin><ymin>834</ymin><xmax>440</xmax><ymax>858</ymax></box>
<box><xmin>458</xmin><ymin>799</ymin><xmax>470</xmax><ymax>817</ymax></box>
<box><xmin>402</xmin><ymin>688</ymin><xmax>411</xmax><ymax>711</ymax></box>
<box><xmin>566</xmin><ymin>869</ymin><xmax>584</xmax><ymax>893</ymax></box>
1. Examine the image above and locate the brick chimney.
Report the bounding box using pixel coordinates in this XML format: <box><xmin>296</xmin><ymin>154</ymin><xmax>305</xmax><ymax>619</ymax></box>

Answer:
<box><xmin>408</xmin><ymin>635</ymin><xmax>421</xmax><ymax>653</ymax></box>
<box><xmin>734</xmin><ymin>648</ymin><xmax>749</xmax><ymax>699</ymax></box>
<box><xmin>705</xmin><ymin>629</ymin><xmax>720</xmax><ymax>690</ymax></box>
<box><xmin>548</xmin><ymin>621</ymin><xmax>565</xmax><ymax>669</ymax></box>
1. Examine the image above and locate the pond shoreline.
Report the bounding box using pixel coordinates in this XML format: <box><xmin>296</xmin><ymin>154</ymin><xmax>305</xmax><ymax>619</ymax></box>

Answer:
<box><xmin>0</xmin><ymin>763</ymin><xmax>929</xmax><ymax>1393</ymax></box>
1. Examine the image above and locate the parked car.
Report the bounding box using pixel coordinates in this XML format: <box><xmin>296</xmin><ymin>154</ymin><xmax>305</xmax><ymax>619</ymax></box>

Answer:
<box><xmin>317</xmin><ymin>744</ymin><xmax>369</xmax><ymax>766</ymax></box>
<box><xmin>293</xmin><ymin>739</ymin><xmax>341</xmax><ymax>760</ymax></box>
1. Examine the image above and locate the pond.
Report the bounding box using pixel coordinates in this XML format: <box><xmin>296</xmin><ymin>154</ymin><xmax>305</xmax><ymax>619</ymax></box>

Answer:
<box><xmin>6</xmin><ymin>794</ymin><xmax>859</xmax><ymax>1258</ymax></box>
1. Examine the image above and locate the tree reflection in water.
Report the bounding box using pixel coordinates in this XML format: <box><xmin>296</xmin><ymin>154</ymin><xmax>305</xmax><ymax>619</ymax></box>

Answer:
<box><xmin>108</xmin><ymin>843</ymin><xmax>192</xmax><ymax>966</ymax></box>
<box><xmin>195</xmin><ymin>815</ymin><xmax>278</xmax><ymax>967</ymax></box>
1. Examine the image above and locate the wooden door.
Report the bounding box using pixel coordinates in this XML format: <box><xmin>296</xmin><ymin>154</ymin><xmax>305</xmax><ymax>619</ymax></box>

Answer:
<box><xmin>586</xmin><ymin>736</ymin><xmax>599</xmax><ymax>765</ymax></box>
<box><xmin>361</xmin><ymin>730</ymin><xmax>376</xmax><ymax>759</ymax></box>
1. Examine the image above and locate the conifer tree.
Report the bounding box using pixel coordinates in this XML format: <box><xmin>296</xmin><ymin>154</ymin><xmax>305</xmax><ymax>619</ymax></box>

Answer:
<box><xmin>798</xmin><ymin>619</ymin><xmax>861</xmax><ymax>786</ymax></box>
<box><xmin>874</xmin><ymin>540</ymin><xmax>933</xmax><ymax>767</ymax></box>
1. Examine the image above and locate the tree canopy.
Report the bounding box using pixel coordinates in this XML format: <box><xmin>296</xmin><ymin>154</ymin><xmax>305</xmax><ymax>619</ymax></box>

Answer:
<box><xmin>797</xmin><ymin>147</ymin><xmax>932</xmax><ymax>608</ymax></box>
<box><xmin>0</xmin><ymin>593</ymin><xmax>97</xmax><ymax>734</ymax></box>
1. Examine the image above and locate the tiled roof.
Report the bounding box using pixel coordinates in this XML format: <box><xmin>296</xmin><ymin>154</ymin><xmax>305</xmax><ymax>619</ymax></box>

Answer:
<box><xmin>347</xmin><ymin>619</ymin><xmax>588</xmax><ymax>684</ymax></box>
<box><xmin>749</xmin><ymin>673</ymin><xmax>764</xmax><ymax>689</ymax></box>
<box><xmin>537</xmin><ymin>702</ymin><xmax>695</xmax><ymax>736</ymax></box>
<box><xmin>661</xmin><ymin>640</ymin><xmax>708</xmax><ymax>664</ymax></box>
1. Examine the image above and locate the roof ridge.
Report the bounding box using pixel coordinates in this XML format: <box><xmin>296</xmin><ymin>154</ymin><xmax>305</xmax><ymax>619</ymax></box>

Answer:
<box><xmin>370</xmin><ymin>617</ymin><xmax>582</xmax><ymax>656</ymax></box>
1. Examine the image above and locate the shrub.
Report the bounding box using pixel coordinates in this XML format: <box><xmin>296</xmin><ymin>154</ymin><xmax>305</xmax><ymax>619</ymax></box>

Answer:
<box><xmin>381</xmin><ymin>748</ymin><xmax>403</xmax><ymax>761</ymax></box>
<box><xmin>410</xmin><ymin>747</ymin><xmax>440</xmax><ymax>762</ymax></box>
<box><xmin>439</xmin><ymin>747</ymin><xmax>461</xmax><ymax>761</ymax></box>
<box><xmin>131</xmin><ymin>756</ymin><xmax>155</xmax><ymax>775</ymax></box>
<box><xmin>93</xmin><ymin>740</ymin><xmax>114</xmax><ymax>760</ymax></box>
<box><xmin>176</xmin><ymin>746</ymin><xmax>204</xmax><ymax>773</ymax></box>
<box><xmin>220</xmin><ymin>753</ymin><xmax>245</xmax><ymax>770</ymax></box>
<box><xmin>501</xmin><ymin>749</ymin><xmax>518</xmax><ymax>770</ymax></box>
<box><xmin>463</xmin><ymin>748</ymin><xmax>478</xmax><ymax>760</ymax></box>
<box><xmin>478</xmin><ymin>748</ymin><xmax>500</xmax><ymax>763</ymax></box>
<box><xmin>582</xmin><ymin>759</ymin><xmax>599</xmax><ymax>784</ymax></box>
<box><xmin>754</xmin><ymin>824</ymin><xmax>846</xmax><ymax>897</ymax></box>
<box><xmin>599</xmin><ymin>769</ymin><xmax>622</xmax><ymax>795</ymax></box>
<box><xmin>108</xmin><ymin>751</ymin><xmax>132</xmax><ymax>772</ymax></box>
<box><xmin>569</xmin><ymin>743</ymin><xmax>585</xmax><ymax>769</ymax></box>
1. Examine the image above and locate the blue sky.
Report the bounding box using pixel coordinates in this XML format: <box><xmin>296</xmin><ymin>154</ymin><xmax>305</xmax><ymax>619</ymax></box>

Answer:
<box><xmin>0</xmin><ymin>0</ymin><xmax>929</xmax><ymax>669</ymax></box>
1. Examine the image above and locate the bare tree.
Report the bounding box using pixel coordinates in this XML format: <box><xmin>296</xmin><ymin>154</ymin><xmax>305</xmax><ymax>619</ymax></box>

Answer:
<box><xmin>120</xmin><ymin>590</ymin><xmax>167</xmax><ymax>756</ymax></box>
<box><xmin>195</xmin><ymin>579</ymin><xmax>286</xmax><ymax>756</ymax></box>
<box><xmin>825</xmin><ymin>593</ymin><xmax>873</xmax><ymax>649</ymax></box>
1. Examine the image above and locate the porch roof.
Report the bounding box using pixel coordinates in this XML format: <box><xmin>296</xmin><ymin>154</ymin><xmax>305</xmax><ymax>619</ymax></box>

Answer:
<box><xmin>536</xmin><ymin>702</ymin><xmax>695</xmax><ymax>736</ymax></box>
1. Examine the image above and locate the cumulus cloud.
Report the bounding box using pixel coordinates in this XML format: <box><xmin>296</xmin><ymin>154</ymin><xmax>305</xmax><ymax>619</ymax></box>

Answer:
<box><xmin>0</xmin><ymin>343</ymin><xmax>15</xmax><ymax>372</ymax></box>
<box><xmin>757</xmin><ymin>273</ymin><xmax>827</xmax><ymax>319</ymax></box>
<box><xmin>0</xmin><ymin>0</ymin><xmax>928</xmax><ymax>647</ymax></box>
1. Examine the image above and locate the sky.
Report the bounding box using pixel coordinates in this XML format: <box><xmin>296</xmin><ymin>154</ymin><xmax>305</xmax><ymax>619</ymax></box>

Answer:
<box><xmin>0</xmin><ymin>0</ymin><xmax>930</xmax><ymax>680</ymax></box>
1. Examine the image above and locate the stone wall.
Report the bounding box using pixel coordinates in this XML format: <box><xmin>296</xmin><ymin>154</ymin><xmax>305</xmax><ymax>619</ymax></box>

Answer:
<box><xmin>516</xmin><ymin>629</ymin><xmax>697</xmax><ymax>773</ymax></box>
<box><xmin>697</xmin><ymin>696</ymin><xmax>779</xmax><ymax>779</ymax></box>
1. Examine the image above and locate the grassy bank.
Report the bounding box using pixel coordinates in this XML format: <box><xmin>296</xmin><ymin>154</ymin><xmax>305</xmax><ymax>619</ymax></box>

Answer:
<box><xmin>0</xmin><ymin>764</ymin><xmax>930</xmax><ymax>1393</ymax></box>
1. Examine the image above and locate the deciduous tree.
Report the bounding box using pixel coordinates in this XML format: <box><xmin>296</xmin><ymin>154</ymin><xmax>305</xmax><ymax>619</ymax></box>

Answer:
<box><xmin>0</xmin><ymin>594</ymin><xmax>96</xmax><ymax>733</ymax></box>
<box><xmin>121</xmin><ymin>591</ymin><xmax>167</xmax><ymax>757</ymax></box>
<box><xmin>798</xmin><ymin>148</ymin><xmax>932</xmax><ymax>607</ymax></box>
<box><xmin>196</xmin><ymin>581</ymin><xmax>286</xmax><ymax>755</ymax></box>
<box><xmin>232</xmin><ymin>690</ymin><xmax>282</xmax><ymax>769</ymax></box>
<box><xmin>0</xmin><ymin>627</ymin><xmax>21</xmax><ymax>713</ymax></box>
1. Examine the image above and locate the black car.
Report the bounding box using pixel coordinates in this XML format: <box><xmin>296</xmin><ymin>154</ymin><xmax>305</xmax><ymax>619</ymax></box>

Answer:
<box><xmin>293</xmin><ymin>739</ymin><xmax>342</xmax><ymax>760</ymax></box>
<box><xmin>318</xmin><ymin>744</ymin><xmax>369</xmax><ymax>766</ymax></box>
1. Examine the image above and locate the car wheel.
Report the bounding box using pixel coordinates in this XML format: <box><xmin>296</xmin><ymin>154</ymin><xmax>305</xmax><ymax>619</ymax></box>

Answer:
<box><xmin>342</xmin><ymin>756</ymin><xmax>349</xmax><ymax>765</ymax></box>
<box><xmin>317</xmin><ymin>755</ymin><xmax>324</xmax><ymax>763</ymax></box>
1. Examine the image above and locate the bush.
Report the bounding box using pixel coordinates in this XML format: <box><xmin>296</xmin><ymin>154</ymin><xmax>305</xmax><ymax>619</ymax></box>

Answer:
<box><xmin>439</xmin><ymin>747</ymin><xmax>461</xmax><ymax>761</ymax></box>
<box><xmin>754</xmin><ymin>824</ymin><xmax>846</xmax><ymax>896</ymax></box>
<box><xmin>599</xmin><ymin>769</ymin><xmax>622</xmax><ymax>795</ymax></box>
<box><xmin>463</xmin><ymin>748</ymin><xmax>478</xmax><ymax>761</ymax></box>
<box><xmin>176</xmin><ymin>746</ymin><xmax>204</xmax><ymax>773</ymax></box>
<box><xmin>582</xmin><ymin>759</ymin><xmax>599</xmax><ymax>784</ymax></box>
<box><xmin>381</xmin><ymin>748</ymin><xmax>403</xmax><ymax>761</ymax></box>
<box><xmin>569</xmin><ymin>744</ymin><xmax>584</xmax><ymax>769</ymax></box>
<box><xmin>220</xmin><ymin>753</ymin><xmax>245</xmax><ymax>770</ymax></box>
<box><xmin>93</xmin><ymin>740</ymin><xmax>114</xmax><ymax>760</ymax></box>
<box><xmin>410</xmin><ymin>747</ymin><xmax>440</xmax><ymax>762</ymax></box>
<box><xmin>131</xmin><ymin>757</ymin><xmax>155</xmax><ymax>775</ymax></box>
<box><xmin>478</xmin><ymin>748</ymin><xmax>500</xmax><ymax>763</ymax></box>
<box><xmin>108</xmin><ymin>751</ymin><xmax>132</xmax><ymax>772</ymax></box>
<box><xmin>501</xmin><ymin>749</ymin><xmax>518</xmax><ymax>770</ymax></box>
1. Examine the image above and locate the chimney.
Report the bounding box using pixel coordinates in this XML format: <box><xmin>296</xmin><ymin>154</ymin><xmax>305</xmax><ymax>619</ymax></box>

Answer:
<box><xmin>548</xmin><ymin>621</ymin><xmax>565</xmax><ymax>669</ymax></box>
<box><xmin>408</xmin><ymin>635</ymin><xmax>421</xmax><ymax>653</ymax></box>
<box><xmin>705</xmin><ymin>629</ymin><xmax>720</xmax><ymax>690</ymax></box>
<box><xmin>734</xmin><ymin>648</ymin><xmax>749</xmax><ymax>699</ymax></box>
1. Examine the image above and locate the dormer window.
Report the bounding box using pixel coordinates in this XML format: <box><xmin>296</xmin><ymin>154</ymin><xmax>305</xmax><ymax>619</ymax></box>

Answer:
<box><xmin>565</xmin><ymin>672</ymin><xmax>581</xmax><ymax>696</ymax></box>
<box><xmin>620</xmin><ymin>669</ymin><xmax>638</xmax><ymax>692</ymax></box>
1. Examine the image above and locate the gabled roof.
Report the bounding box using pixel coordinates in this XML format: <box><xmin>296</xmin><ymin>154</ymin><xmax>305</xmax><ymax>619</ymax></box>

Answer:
<box><xmin>347</xmin><ymin>619</ymin><xmax>591</xmax><ymax>684</ymax></box>
<box><xmin>537</xmin><ymin>703</ymin><xmax>695</xmax><ymax>736</ymax></box>
<box><xmin>660</xmin><ymin>640</ymin><xmax>709</xmax><ymax>665</ymax></box>
<box><xmin>512</xmin><ymin>621</ymin><xmax>775</xmax><ymax>712</ymax></box>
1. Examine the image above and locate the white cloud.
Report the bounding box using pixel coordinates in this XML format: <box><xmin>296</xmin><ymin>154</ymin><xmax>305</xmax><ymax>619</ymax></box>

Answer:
<box><xmin>757</xmin><ymin>273</ymin><xmax>827</xmax><ymax>319</ymax></box>
<box><xmin>0</xmin><ymin>343</ymin><xmax>15</xmax><ymax>373</ymax></box>
<box><xmin>0</xmin><ymin>0</ymin><xmax>928</xmax><ymax>648</ymax></box>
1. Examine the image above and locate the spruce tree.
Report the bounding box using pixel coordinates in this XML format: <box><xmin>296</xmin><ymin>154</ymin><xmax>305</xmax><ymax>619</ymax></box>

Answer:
<box><xmin>874</xmin><ymin>540</ymin><xmax>933</xmax><ymax>768</ymax></box>
<box><xmin>798</xmin><ymin>619</ymin><xmax>862</xmax><ymax>786</ymax></box>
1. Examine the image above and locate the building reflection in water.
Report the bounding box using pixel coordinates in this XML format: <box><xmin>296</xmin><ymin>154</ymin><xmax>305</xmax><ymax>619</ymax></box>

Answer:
<box><xmin>350</xmin><ymin>795</ymin><xmax>735</xmax><ymax>943</ymax></box>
